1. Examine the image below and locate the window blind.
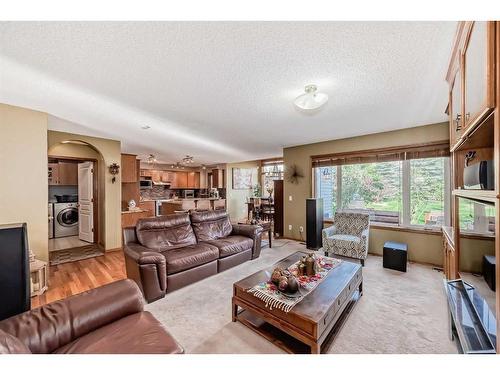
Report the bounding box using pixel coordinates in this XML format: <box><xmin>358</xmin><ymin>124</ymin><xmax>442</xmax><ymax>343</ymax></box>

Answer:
<box><xmin>311</xmin><ymin>141</ymin><xmax>450</xmax><ymax>168</ymax></box>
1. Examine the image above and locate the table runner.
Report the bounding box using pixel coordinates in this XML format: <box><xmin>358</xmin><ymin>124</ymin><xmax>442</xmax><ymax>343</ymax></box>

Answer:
<box><xmin>247</xmin><ymin>255</ymin><xmax>342</xmax><ymax>313</ymax></box>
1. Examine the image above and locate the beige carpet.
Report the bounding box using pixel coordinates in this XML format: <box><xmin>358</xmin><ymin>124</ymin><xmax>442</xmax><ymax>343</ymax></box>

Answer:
<box><xmin>146</xmin><ymin>240</ymin><xmax>458</xmax><ymax>354</ymax></box>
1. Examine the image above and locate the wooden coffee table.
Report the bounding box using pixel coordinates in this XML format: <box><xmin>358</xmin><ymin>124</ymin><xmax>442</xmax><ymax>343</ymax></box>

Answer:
<box><xmin>232</xmin><ymin>251</ymin><xmax>362</xmax><ymax>354</ymax></box>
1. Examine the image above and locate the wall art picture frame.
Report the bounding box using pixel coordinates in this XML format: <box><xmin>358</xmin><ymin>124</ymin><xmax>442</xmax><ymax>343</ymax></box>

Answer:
<box><xmin>232</xmin><ymin>168</ymin><xmax>253</xmax><ymax>189</ymax></box>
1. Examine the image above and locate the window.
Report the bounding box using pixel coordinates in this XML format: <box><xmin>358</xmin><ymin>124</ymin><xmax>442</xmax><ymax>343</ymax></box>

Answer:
<box><xmin>261</xmin><ymin>162</ymin><xmax>284</xmax><ymax>196</ymax></box>
<box><xmin>314</xmin><ymin>157</ymin><xmax>450</xmax><ymax>228</ymax></box>
<box><xmin>409</xmin><ymin>158</ymin><xmax>445</xmax><ymax>226</ymax></box>
<box><xmin>315</xmin><ymin>167</ymin><xmax>337</xmax><ymax>219</ymax></box>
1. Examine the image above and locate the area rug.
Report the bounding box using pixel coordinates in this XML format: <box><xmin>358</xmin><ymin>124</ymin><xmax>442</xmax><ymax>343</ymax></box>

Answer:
<box><xmin>145</xmin><ymin>239</ymin><xmax>458</xmax><ymax>354</ymax></box>
<box><xmin>49</xmin><ymin>244</ymin><xmax>104</xmax><ymax>265</ymax></box>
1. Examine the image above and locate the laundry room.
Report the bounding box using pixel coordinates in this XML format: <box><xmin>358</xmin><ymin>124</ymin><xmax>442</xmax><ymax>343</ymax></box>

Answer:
<box><xmin>48</xmin><ymin>140</ymin><xmax>104</xmax><ymax>265</ymax></box>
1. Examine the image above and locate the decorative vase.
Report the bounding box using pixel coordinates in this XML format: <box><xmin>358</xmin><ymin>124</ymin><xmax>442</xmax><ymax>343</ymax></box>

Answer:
<box><xmin>305</xmin><ymin>253</ymin><xmax>316</xmax><ymax>276</ymax></box>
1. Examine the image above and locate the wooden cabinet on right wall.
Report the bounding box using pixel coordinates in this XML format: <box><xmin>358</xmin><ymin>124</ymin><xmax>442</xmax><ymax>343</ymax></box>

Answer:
<box><xmin>447</xmin><ymin>21</ymin><xmax>496</xmax><ymax>151</ymax></box>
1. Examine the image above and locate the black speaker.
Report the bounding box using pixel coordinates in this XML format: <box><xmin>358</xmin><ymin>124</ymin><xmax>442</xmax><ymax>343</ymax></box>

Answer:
<box><xmin>0</xmin><ymin>223</ymin><xmax>31</xmax><ymax>320</ymax></box>
<box><xmin>306</xmin><ymin>198</ymin><xmax>323</xmax><ymax>250</ymax></box>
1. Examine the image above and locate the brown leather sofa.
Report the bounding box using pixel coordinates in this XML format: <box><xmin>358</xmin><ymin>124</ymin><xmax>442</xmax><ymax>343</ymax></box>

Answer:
<box><xmin>124</xmin><ymin>210</ymin><xmax>263</xmax><ymax>303</ymax></box>
<box><xmin>0</xmin><ymin>279</ymin><xmax>183</xmax><ymax>354</ymax></box>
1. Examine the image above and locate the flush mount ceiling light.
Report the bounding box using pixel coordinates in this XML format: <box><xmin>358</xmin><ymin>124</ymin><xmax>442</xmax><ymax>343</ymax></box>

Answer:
<box><xmin>293</xmin><ymin>84</ymin><xmax>328</xmax><ymax>112</ymax></box>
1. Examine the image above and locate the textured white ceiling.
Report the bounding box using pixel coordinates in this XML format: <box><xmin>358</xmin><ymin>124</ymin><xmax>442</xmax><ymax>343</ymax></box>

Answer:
<box><xmin>0</xmin><ymin>21</ymin><xmax>456</xmax><ymax>164</ymax></box>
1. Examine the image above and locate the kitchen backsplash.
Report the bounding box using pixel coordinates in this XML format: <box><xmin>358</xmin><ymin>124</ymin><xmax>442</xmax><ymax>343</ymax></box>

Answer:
<box><xmin>140</xmin><ymin>186</ymin><xmax>226</xmax><ymax>200</ymax></box>
<box><xmin>140</xmin><ymin>186</ymin><xmax>175</xmax><ymax>200</ymax></box>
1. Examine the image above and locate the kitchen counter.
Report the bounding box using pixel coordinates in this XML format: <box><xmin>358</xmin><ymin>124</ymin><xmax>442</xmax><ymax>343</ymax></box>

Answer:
<box><xmin>159</xmin><ymin>198</ymin><xmax>226</xmax><ymax>215</ymax></box>
<box><xmin>121</xmin><ymin>209</ymin><xmax>148</xmax><ymax>214</ymax></box>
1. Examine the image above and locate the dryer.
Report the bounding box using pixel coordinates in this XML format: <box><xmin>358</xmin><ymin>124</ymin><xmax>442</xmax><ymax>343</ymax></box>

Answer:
<box><xmin>54</xmin><ymin>202</ymin><xmax>79</xmax><ymax>238</ymax></box>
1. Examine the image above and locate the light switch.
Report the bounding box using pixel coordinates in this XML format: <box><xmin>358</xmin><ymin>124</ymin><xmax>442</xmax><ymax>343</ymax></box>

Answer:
<box><xmin>289</xmin><ymin>195</ymin><xmax>293</xmax><ymax>201</ymax></box>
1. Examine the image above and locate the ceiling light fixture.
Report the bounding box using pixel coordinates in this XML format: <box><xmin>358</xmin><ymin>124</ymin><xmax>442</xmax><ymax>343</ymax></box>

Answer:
<box><xmin>146</xmin><ymin>154</ymin><xmax>157</xmax><ymax>164</ymax></box>
<box><xmin>293</xmin><ymin>84</ymin><xmax>328</xmax><ymax>112</ymax></box>
<box><xmin>141</xmin><ymin>125</ymin><xmax>151</xmax><ymax>130</ymax></box>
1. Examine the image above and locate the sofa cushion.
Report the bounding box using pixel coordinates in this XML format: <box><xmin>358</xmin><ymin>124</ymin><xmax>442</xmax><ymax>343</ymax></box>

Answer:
<box><xmin>190</xmin><ymin>210</ymin><xmax>232</xmax><ymax>242</ymax></box>
<box><xmin>164</xmin><ymin>243</ymin><xmax>219</xmax><ymax>274</ymax></box>
<box><xmin>0</xmin><ymin>329</ymin><xmax>31</xmax><ymax>354</ymax></box>
<box><xmin>136</xmin><ymin>214</ymin><xmax>197</xmax><ymax>251</ymax></box>
<box><xmin>54</xmin><ymin>312</ymin><xmax>183</xmax><ymax>354</ymax></box>
<box><xmin>204</xmin><ymin>235</ymin><xmax>253</xmax><ymax>258</ymax></box>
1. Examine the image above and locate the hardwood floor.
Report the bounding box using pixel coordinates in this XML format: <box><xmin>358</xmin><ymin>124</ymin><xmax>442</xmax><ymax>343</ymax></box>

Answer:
<box><xmin>31</xmin><ymin>250</ymin><xmax>126</xmax><ymax>308</ymax></box>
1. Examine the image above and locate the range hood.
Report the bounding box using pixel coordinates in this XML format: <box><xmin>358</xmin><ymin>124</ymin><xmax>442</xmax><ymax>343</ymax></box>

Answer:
<box><xmin>152</xmin><ymin>181</ymin><xmax>171</xmax><ymax>186</ymax></box>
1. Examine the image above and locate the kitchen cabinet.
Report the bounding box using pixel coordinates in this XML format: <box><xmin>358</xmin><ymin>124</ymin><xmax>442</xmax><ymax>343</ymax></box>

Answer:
<box><xmin>48</xmin><ymin>163</ymin><xmax>60</xmax><ymax>185</ymax></box>
<box><xmin>212</xmin><ymin>168</ymin><xmax>225</xmax><ymax>189</ymax></box>
<box><xmin>463</xmin><ymin>21</ymin><xmax>495</xmax><ymax>130</ymax></box>
<box><xmin>138</xmin><ymin>201</ymin><xmax>156</xmax><ymax>217</ymax></box>
<box><xmin>447</xmin><ymin>21</ymin><xmax>496</xmax><ymax>150</ymax></box>
<box><xmin>121</xmin><ymin>210</ymin><xmax>150</xmax><ymax>228</ymax></box>
<box><xmin>187</xmin><ymin>172</ymin><xmax>200</xmax><ymax>188</ymax></box>
<box><xmin>57</xmin><ymin>162</ymin><xmax>78</xmax><ymax>185</ymax></box>
<box><xmin>449</xmin><ymin>58</ymin><xmax>463</xmax><ymax>147</ymax></box>
<box><xmin>174</xmin><ymin>172</ymin><xmax>188</xmax><ymax>188</ymax></box>
<box><xmin>121</xmin><ymin>154</ymin><xmax>138</xmax><ymax>183</ymax></box>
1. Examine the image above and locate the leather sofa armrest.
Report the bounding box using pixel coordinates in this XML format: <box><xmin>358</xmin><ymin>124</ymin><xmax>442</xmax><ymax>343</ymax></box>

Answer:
<box><xmin>231</xmin><ymin>224</ymin><xmax>263</xmax><ymax>259</ymax></box>
<box><xmin>124</xmin><ymin>243</ymin><xmax>167</xmax><ymax>303</ymax></box>
<box><xmin>0</xmin><ymin>279</ymin><xmax>143</xmax><ymax>354</ymax></box>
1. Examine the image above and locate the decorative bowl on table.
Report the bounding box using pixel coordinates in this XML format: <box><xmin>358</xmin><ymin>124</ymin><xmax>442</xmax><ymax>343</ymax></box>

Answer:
<box><xmin>270</xmin><ymin>267</ymin><xmax>299</xmax><ymax>294</ymax></box>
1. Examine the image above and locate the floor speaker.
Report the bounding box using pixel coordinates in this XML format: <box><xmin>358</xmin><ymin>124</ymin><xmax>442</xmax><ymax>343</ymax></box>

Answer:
<box><xmin>306</xmin><ymin>198</ymin><xmax>323</xmax><ymax>250</ymax></box>
<box><xmin>0</xmin><ymin>223</ymin><xmax>31</xmax><ymax>320</ymax></box>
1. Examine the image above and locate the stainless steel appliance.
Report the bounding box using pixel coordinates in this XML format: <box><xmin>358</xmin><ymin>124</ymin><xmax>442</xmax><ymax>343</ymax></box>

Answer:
<box><xmin>140</xmin><ymin>179</ymin><xmax>153</xmax><ymax>189</ymax></box>
<box><xmin>54</xmin><ymin>202</ymin><xmax>79</xmax><ymax>238</ymax></box>
<box><xmin>183</xmin><ymin>190</ymin><xmax>195</xmax><ymax>198</ymax></box>
<box><xmin>48</xmin><ymin>203</ymin><xmax>54</xmax><ymax>239</ymax></box>
<box><xmin>209</xmin><ymin>188</ymin><xmax>219</xmax><ymax>199</ymax></box>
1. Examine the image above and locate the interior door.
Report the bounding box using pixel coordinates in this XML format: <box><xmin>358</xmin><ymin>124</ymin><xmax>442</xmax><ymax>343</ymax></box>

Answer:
<box><xmin>78</xmin><ymin>162</ymin><xmax>94</xmax><ymax>243</ymax></box>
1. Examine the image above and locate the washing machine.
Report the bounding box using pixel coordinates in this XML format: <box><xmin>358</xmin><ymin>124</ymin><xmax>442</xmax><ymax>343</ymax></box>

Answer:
<box><xmin>54</xmin><ymin>202</ymin><xmax>79</xmax><ymax>238</ymax></box>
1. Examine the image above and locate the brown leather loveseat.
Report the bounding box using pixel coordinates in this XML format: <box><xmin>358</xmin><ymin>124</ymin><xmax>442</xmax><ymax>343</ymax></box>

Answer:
<box><xmin>124</xmin><ymin>210</ymin><xmax>263</xmax><ymax>303</ymax></box>
<box><xmin>0</xmin><ymin>279</ymin><xmax>183</xmax><ymax>354</ymax></box>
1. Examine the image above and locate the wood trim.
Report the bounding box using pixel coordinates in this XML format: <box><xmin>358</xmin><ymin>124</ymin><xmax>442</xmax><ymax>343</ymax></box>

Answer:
<box><xmin>104</xmin><ymin>247</ymin><xmax>123</xmax><ymax>253</ymax></box>
<box><xmin>48</xmin><ymin>155</ymin><xmax>100</xmax><ymax>245</ymax></box>
<box><xmin>493</xmin><ymin>24</ymin><xmax>500</xmax><ymax>354</ymax></box>
<box><xmin>446</xmin><ymin>22</ymin><xmax>467</xmax><ymax>84</ymax></box>
<box><xmin>310</xmin><ymin>140</ymin><xmax>450</xmax><ymax>166</ymax></box>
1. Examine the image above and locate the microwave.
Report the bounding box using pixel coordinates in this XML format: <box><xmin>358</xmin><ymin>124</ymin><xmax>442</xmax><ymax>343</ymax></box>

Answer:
<box><xmin>140</xmin><ymin>179</ymin><xmax>153</xmax><ymax>189</ymax></box>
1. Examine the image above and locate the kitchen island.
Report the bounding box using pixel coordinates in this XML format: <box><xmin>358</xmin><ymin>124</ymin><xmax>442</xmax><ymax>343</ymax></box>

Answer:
<box><xmin>159</xmin><ymin>198</ymin><xmax>226</xmax><ymax>215</ymax></box>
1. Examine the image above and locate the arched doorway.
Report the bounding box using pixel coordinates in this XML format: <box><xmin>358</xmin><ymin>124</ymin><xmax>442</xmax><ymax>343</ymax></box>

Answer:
<box><xmin>47</xmin><ymin>140</ymin><xmax>105</xmax><ymax>265</ymax></box>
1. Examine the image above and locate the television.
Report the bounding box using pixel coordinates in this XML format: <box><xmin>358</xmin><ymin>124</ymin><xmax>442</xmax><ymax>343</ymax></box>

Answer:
<box><xmin>0</xmin><ymin>223</ymin><xmax>31</xmax><ymax>320</ymax></box>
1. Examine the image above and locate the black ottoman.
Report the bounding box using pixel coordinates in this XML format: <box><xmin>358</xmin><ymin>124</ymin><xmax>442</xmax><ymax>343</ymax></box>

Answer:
<box><xmin>383</xmin><ymin>241</ymin><xmax>408</xmax><ymax>272</ymax></box>
<box><xmin>483</xmin><ymin>255</ymin><xmax>496</xmax><ymax>291</ymax></box>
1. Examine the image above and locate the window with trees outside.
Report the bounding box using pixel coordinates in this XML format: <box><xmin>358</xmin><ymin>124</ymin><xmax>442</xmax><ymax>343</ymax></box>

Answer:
<box><xmin>314</xmin><ymin>157</ymin><xmax>450</xmax><ymax>229</ymax></box>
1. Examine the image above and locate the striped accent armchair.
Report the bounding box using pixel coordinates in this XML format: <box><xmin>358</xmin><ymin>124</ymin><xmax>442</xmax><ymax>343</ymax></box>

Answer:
<box><xmin>322</xmin><ymin>212</ymin><xmax>370</xmax><ymax>266</ymax></box>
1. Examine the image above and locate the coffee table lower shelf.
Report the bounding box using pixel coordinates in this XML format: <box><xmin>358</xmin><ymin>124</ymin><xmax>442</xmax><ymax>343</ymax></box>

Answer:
<box><xmin>233</xmin><ymin>290</ymin><xmax>361</xmax><ymax>354</ymax></box>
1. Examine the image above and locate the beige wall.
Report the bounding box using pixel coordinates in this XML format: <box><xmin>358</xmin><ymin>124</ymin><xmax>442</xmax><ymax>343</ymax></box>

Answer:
<box><xmin>49</xmin><ymin>143</ymin><xmax>105</xmax><ymax>247</ymax></box>
<box><xmin>283</xmin><ymin>122</ymin><xmax>453</xmax><ymax>266</ymax></box>
<box><xmin>48</xmin><ymin>130</ymin><xmax>122</xmax><ymax>251</ymax></box>
<box><xmin>225</xmin><ymin>161</ymin><xmax>260</xmax><ymax>222</ymax></box>
<box><xmin>0</xmin><ymin>104</ymin><xmax>49</xmax><ymax>261</ymax></box>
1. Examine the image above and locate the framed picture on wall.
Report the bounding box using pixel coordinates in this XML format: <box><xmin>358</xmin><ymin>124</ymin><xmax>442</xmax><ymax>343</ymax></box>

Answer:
<box><xmin>232</xmin><ymin>168</ymin><xmax>253</xmax><ymax>189</ymax></box>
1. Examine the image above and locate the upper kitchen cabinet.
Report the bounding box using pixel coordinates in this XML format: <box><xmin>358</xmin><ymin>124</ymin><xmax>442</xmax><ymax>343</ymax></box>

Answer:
<box><xmin>48</xmin><ymin>163</ymin><xmax>60</xmax><ymax>185</ymax></box>
<box><xmin>121</xmin><ymin>154</ymin><xmax>138</xmax><ymax>183</ymax></box>
<box><xmin>212</xmin><ymin>168</ymin><xmax>225</xmax><ymax>189</ymax></box>
<box><xmin>174</xmin><ymin>172</ymin><xmax>188</xmax><ymax>188</ymax></box>
<box><xmin>187</xmin><ymin>171</ymin><xmax>200</xmax><ymax>188</ymax></box>
<box><xmin>447</xmin><ymin>21</ymin><xmax>496</xmax><ymax>150</ymax></box>
<box><xmin>463</xmin><ymin>22</ymin><xmax>496</xmax><ymax>129</ymax></box>
<box><xmin>48</xmin><ymin>161</ymin><xmax>78</xmax><ymax>185</ymax></box>
<box><xmin>449</xmin><ymin>54</ymin><xmax>463</xmax><ymax>147</ymax></box>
